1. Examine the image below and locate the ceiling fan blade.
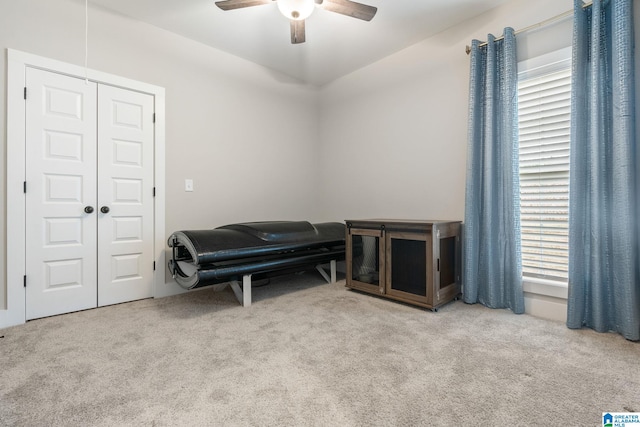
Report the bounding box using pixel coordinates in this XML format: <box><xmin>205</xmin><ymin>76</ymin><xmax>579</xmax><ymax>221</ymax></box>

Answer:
<box><xmin>290</xmin><ymin>19</ymin><xmax>306</xmax><ymax>44</ymax></box>
<box><xmin>215</xmin><ymin>0</ymin><xmax>274</xmax><ymax>11</ymax></box>
<box><xmin>319</xmin><ymin>0</ymin><xmax>377</xmax><ymax>21</ymax></box>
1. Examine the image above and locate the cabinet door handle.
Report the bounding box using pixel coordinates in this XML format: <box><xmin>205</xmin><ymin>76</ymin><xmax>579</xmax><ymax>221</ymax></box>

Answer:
<box><xmin>84</xmin><ymin>206</ymin><xmax>94</xmax><ymax>214</ymax></box>
<box><xmin>100</xmin><ymin>206</ymin><xmax>110</xmax><ymax>214</ymax></box>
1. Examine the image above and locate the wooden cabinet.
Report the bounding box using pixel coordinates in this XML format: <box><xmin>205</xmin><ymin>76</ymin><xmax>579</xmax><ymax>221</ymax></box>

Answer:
<box><xmin>345</xmin><ymin>219</ymin><xmax>461</xmax><ymax>311</ymax></box>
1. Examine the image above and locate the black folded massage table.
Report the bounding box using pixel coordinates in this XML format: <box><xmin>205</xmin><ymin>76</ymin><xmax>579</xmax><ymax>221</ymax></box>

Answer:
<box><xmin>168</xmin><ymin>221</ymin><xmax>345</xmax><ymax>306</ymax></box>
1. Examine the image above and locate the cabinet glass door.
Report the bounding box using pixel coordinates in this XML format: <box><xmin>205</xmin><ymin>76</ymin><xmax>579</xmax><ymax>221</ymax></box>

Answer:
<box><xmin>347</xmin><ymin>228</ymin><xmax>384</xmax><ymax>294</ymax></box>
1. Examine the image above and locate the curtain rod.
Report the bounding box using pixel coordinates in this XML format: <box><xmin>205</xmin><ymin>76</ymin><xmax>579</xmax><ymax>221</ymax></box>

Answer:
<box><xmin>465</xmin><ymin>1</ymin><xmax>593</xmax><ymax>55</ymax></box>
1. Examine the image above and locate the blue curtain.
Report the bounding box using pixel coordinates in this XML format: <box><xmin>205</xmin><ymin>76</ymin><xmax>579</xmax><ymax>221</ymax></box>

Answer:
<box><xmin>463</xmin><ymin>28</ymin><xmax>524</xmax><ymax>314</ymax></box>
<box><xmin>567</xmin><ymin>0</ymin><xmax>639</xmax><ymax>341</ymax></box>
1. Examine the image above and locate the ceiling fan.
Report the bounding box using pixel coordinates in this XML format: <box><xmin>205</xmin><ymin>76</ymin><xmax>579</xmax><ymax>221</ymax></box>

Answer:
<box><xmin>214</xmin><ymin>0</ymin><xmax>377</xmax><ymax>44</ymax></box>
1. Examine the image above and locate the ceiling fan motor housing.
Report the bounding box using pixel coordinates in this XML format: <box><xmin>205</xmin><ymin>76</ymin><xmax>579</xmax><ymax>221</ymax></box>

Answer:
<box><xmin>277</xmin><ymin>0</ymin><xmax>315</xmax><ymax>20</ymax></box>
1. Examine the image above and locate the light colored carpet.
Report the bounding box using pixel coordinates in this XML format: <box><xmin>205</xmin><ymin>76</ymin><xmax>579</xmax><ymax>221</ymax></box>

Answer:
<box><xmin>1</xmin><ymin>273</ymin><xmax>638</xmax><ymax>426</ymax></box>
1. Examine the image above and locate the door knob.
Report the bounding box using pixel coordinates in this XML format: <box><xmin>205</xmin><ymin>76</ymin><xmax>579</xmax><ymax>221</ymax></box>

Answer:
<box><xmin>84</xmin><ymin>206</ymin><xmax>94</xmax><ymax>214</ymax></box>
<box><xmin>100</xmin><ymin>206</ymin><xmax>110</xmax><ymax>214</ymax></box>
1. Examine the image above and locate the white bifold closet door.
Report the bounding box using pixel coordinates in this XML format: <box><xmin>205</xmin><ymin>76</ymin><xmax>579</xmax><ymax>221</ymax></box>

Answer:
<box><xmin>25</xmin><ymin>68</ymin><xmax>154</xmax><ymax>320</ymax></box>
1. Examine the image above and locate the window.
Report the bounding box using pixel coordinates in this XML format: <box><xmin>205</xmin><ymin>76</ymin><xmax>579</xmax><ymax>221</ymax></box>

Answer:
<box><xmin>517</xmin><ymin>48</ymin><xmax>571</xmax><ymax>281</ymax></box>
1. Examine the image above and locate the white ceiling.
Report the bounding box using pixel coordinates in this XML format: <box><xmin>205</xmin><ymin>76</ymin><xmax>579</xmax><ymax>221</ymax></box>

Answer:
<box><xmin>91</xmin><ymin>0</ymin><xmax>511</xmax><ymax>86</ymax></box>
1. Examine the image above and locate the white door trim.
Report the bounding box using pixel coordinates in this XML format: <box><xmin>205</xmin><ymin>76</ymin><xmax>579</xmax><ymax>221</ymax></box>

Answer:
<box><xmin>3</xmin><ymin>48</ymin><xmax>168</xmax><ymax>328</ymax></box>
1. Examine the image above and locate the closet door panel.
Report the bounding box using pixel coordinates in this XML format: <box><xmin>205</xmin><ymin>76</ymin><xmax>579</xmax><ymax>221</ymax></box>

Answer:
<box><xmin>97</xmin><ymin>85</ymin><xmax>154</xmax><ymax>306</ymax></box>
<box><xmin>25</xmin><ymin>68</ymin><xmax>98</xmax><ymax>320</ymax></box>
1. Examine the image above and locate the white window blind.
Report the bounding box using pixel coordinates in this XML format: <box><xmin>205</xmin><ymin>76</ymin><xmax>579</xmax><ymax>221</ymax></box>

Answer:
<box><xmin>517</xmin><ymin>55</ymin><xmax>571</xmax><ymax>281</ymax></box>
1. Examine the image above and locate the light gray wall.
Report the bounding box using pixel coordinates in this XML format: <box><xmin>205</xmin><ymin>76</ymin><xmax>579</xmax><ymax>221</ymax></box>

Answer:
<box><xmin>317</xmin><ymin>0</ymin><xmax>574</xmax><ymax>222</ymax></box>
<box><xmin>0</xmin><ymin>0</ymin><xmax>321</xmax><ymax>310</ymax></box>
<box><xmin>317</xmin><ymin>0</ymin><xmax>640</xmax><ymax>321</ymax></box>
<box><xmin>316</xmin><ymin>0</ymin><xmax>575</xmax><ymax>321</ymax></box>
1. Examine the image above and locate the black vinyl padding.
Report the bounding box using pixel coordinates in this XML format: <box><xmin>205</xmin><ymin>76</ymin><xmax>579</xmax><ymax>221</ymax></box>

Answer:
<box><xmin>168</xmin><ymin>221</ymin><xmax>345</xmax><ymax>290</ymax></box>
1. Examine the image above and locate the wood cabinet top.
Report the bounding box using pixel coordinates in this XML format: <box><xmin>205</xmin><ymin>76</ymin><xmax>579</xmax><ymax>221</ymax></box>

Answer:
<box><xmin>345</xmin><ymin>219</ymin><xmax>462</xmax><ymax>230</ymax></box>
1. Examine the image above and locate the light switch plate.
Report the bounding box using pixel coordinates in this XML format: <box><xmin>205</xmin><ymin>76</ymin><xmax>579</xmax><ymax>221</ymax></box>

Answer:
<box><xmin>185</xmin><ymin>179</ymin><xmax>193</xmax><ymax>192</ymax></box>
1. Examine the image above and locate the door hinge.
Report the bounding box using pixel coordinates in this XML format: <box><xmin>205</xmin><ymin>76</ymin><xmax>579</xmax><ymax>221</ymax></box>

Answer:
<box><xmin>23</xmin><ymin>275</ymin><xmax>27</xmax><ymax>287</ymax></box>
<box><xmin>153</xmin><ymin>113</ymin><xmax>156</xmax><ymax>123</ymax></box>
<box><xmin>153</xmin><ymin>262</ymin><xmax>156</xmax><ymax>271</ymax></box>
<box><xmin>23</xmin><ymin>181</ymin><xmax>27</xmax><ymax>193</ymax></box>
<box><xmin>24</xmin><ymin>87</ymin><xmax>27</xmax><ymax>100</ymax></box>
<box><xmin>437</xmin><ymin>258</ymin><xmax>440</xmax><ymax>272</ymax></box>
<box><xmin>152</xmin><ymin>187</ymin><xmax>156</xmax><ymax>197</ymax></box>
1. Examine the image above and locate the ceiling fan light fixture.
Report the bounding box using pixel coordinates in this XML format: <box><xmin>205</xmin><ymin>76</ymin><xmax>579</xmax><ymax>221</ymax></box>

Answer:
<box><xmin>277</xmin><ymin>0</ymin><xmax>315</xmax><ymax>21</ymax></box>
